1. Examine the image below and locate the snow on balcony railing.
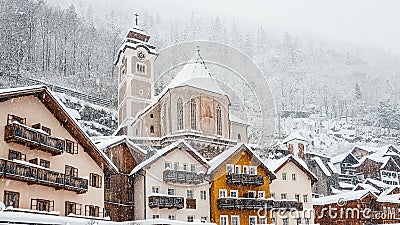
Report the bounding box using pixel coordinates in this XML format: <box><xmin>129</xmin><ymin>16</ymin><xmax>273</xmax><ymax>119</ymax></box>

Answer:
<box><xmin>163</xmin><ymin>169</ymin><xmax>204</xmax><ymax>184</ymax></box>
<box><xmin>226</xmin><ymin>173</ymin><xmax>264</xmax><ymax>186</ymax></box>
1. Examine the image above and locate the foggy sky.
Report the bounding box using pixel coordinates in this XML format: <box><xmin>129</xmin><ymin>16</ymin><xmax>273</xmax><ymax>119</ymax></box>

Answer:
<box><xmin>47</xmin><ymin>0</ymin><xmax>400</xmax><ymax>54</ymax></box>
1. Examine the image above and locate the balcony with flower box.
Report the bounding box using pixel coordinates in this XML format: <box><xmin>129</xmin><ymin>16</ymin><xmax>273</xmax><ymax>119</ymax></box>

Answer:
<box><xmin>0</xmin><ymin>158</ymin><xmax>88</xmax><ymax>193</ymax></box>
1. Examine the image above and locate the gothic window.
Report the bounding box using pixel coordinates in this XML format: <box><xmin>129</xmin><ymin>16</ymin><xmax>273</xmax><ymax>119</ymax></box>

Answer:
<box><xmin>177</xmin><ymin>98</ymin><xmax>183</xmax><ymax>130</ymax></box>
<box><xmin>216</xmin><ymin>105</ymin><xmax>222</xmax><ymax>135</ymax></box>
<box><xmin>190</xmin><ymin>98</ymin><xmax>196</xmax><ymax>130</ymax></box>
<box><xmin>150</xmin><ymin>125</ymin><xmax>155</xmax><ymax>133</ymax></box>
<box><xmin>136</xmin><ymin>62</ymin><xmax>146</xmax><ymax>73</ymax></box>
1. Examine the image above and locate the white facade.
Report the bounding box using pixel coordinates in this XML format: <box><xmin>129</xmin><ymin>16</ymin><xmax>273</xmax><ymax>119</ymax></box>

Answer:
<box><xmin>132</xmin><ymin>141</ymin><xmax>210</xmax><ymax>222</ymax></box>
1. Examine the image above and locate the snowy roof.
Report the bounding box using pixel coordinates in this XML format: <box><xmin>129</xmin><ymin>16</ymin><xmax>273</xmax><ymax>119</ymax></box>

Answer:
<box><xmin>92</xmin><ymin>135</ymin><xmax>147</xmax><ymax>155</ymax></box>
<box><xmin>331</xmin><ymin>151</ymin><xmax>357</xmax><ymax>164</ymax></box>
<box><xmin>230</xmin><ymin>113</ymin><xmax>249</xmax><ymax>125</ymax></box>
<box><xmin>353</xmin><ymin>183</ymin><xmax>380</xmax><ymax>193</ymax></box>
<box><xmin>377</xmin><ymin>193</ymin><xmax>400</xmax><ymax>203</ymax></box>
<box><xmin>166</xmin><ymin>55</ymin><xmax>226</xmax><ymax>96</ymax></box>
<box><xmin>327</xmin><ymin>162</ymin><xmax>339</xmax><ymax>174</ymax></box>
<box><xmin>363</xmin><ymin>178</ymin><xmax>391</xmax><ymax>189</ymax></box>
<box><xmin>0</xmin><ymin>85</ymin><xmax>118</xmax><ymax>173</ymax></box>
<box><xmin>313</xmin><ymin>156</ymin><xmax>331</xmax><ymax>176</ymax></box>
<box><xmin>282</xmin><ymin>132</ymin><xmax>308</xmax><ymax>143</ymax></box>
<box><xmin>331</xmin><ymin>186</ymin><xmax>344</xmax><ymax>195</ymax></box>
<box><xmin>130</xmin><ymin>140</ymin><xmax>208</xmax><ymax>175</ymax></box>
<box><xmin>207</xmin><ymin>143</ymin><xmax>276</xmax><ymax>180</ymax></box>
<box><xmin>267</xmin><ymin>154</ymin><xmax>318</xmax><ymax>184</ymax></box>
<box><xmin>313</xmin><ymin>190</ymin><xmax>374</xmax><ymax>205</ymax></box>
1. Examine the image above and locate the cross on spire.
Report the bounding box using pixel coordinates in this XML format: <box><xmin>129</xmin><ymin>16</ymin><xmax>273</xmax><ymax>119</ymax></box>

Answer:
<box><xmin>134</xmin><ymin>13</ymin><xmax>139</xmax><ymax>26</ymax></box>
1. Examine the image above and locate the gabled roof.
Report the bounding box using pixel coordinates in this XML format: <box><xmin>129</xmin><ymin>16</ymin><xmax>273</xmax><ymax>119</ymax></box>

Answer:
<box><xmin>331</xmin><ymin>151</ymin><xmax>358</xmax><ymax>164</ymax></box>
<box><xmin>207</xmin><ymin>143</ymin><xmax>276</xmax><ymax>180</ymax></box>
<box><xmin>92</xmin><ymin>135</ymin><xmax>147</xmax><ymax>155</ymax></box>
<box><xmin>282</xmin><ymin>132</ymin><xmax>307</xmax><ymax>144</ymax></box>
<box><xmin>353</xmin><ymin>183</ymin><xmax>380</xmax><ymax>194</ymax></box>
<box><xmin>363</xmin><ymin>178</ymin><xmax>391</xmax><ymax>190</ymax></box>
<box><xmin>130</xmin><ymin>140</ymin><xmax>209</xmax><ymax>175</ymax></box>
<box><xmin>0</xmin><ymin>85</ymin><xmax>118</xmax><ymax>173</ymax></box>
<box><xmin>377</xmin><ymin>193</ymin><xmax>400</xmax><ymax>203</ymax></box>
<box><xmin>268</xmin><ymin>154</ymin><xmax>318</xmax><ymax>184</ymax></box>
<box><xmin>313</xmin><ymin>190</ymin><xmax>375</xmax><ymax>205</ymax></box>
<box><xmin>313</xmin><ymin>156</ymin><xmax>332</xmax><ymax>176</ymax></box>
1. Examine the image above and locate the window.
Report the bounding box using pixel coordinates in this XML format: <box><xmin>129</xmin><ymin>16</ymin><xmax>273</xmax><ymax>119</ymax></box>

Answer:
<box><xmin>7</xmin><ymin>114</ymin><xmax>26</xmax><ymax>125</ymax></box>
<box><xmin>220</xmin><ymin>215</ymin><xmax>228</xmax><ymax>225</ymax></box>
<box><xmin>250</xmin><ymin>166</ymin><xmax>257</xmax><ymax>175</ymax></box>
<box><xmin>152</xmin><ymin>186</ymin><xmax>160</xmax><ymax>194</ymax></box>
<box><xmin>295</xmin><ymin>194</ymin><xmax>300</xmax><ymax>202</ymax></box>
<box><xmin>201</xmin><ymin>216</ymin><xmax>207</xmax><ymax>223</ymax></box>
<box><xmin>136</xmin><ymin>62</ymin><xmax>146</xmax><ymax>73</ymax></box>
<box><xmin>31</xmin><ymin>199</ymin><xmax>54</xmax><ymax>212</ymax></box>
<box><xmin>259</xmin><ymin>217</ymin><xmax>266</xmax><ymax>224</ymax></box>
<box><xmin>216</xmin><ymin>105</ymin><xmax>222</xmax><ymax>135</ymax></box>
<box><xmin>174</xmin><ymin>162</ymin><xmax>179</xmax><ymax>171</ymax></box>
<box><xmin>303</xmin><ymin>195</ymin><xmax>308</xmax><ymax>203</ymax></box>
<box><xmin>282</xmin><ymin>172</ymin><xmax>287</xmax><ymax>181</ymax></box>
<box><xmin>85</xmin><ymin>205</ymin><xmax>99</xmax><ymax>217</ymax></box>
<box><xmin>238</xmin><ymin>134</ymin><xmax>241</xmax><ymax>141</ymax></box>
<box><xmin>41</xmin><ymin>126</ymin><xmax>51</xmax><ymax>135</ymax></box>
<box><xmin>29</xmin><ymin>158</ymin><xmax>38</xmax><ymax>165</ymax></box>
<box><xmin>169</xmin><ymin>215</ymin><xmax>176</xmax><ymax>220</ymax></box>
<box><xmin>183</xmin><ymin>164</ymin><xmax>188</xmax><ymax>171</ymax></box>
<box><xmin>232</xmin><ymin>216</ymin><xmax>240</xmax><ymax>225</ymax></box>
<box><xmin>150</xmin><ymin>125</ymin><xmax>155</xmax><ymax>133</ymax></box>
<box><xmin>191</xmin><ymin>164</ymin><xmax>196</xmax><ymax>172</ymax></box>
<box><xmin>165</xmin><ymin>162</ymin><xmax>172</xmax><ymax>169</ymax></box>
<box><xmin>270</xmin><ymin>193</ymin><xmax>275</xmax><ymax>199</ymax></box>
<box><xmin>168</xmin><ymin>188</ymin><xmax>175</xmax><ymax>195</ymax></box>
<box><xmin>243</xmin><ymin>166</ymin><xmax>249</xmax><ymax>174</ymax></box>
<box><xmin>271</xmin><ymin>218</ymin><xmax>276</xmax><ymax>224</ymax></box>
<box><xmin>177</xmin><ymin>98</ymin><xmax>183</xmax><ymax>130</ymax></box>
<box><xmin>282</xmin><ymin>218</ymin><xmax>288</xmax><ymax>225</ymax></box>
<box><xmin>188</xmin><ymin>216</ymin><xmax>194</xmax><ymax>222</ymax></box>
<box><xmin>65</xmin><ymin>201</ymin><xmax>82</xmax><ymax>215</ymax></box>
<box><xmin>90</xmin><ymin>173</ymin><xmax>102</xmax><ymax>188</ymax></box>
<box><xmin>258</xmin><ymin>191</ymin><xmax>265</xmax><ymax>199</ymax></box>
<box><xmin>226</xmin><ymin>164</ymin><xmax>233</xmax><ymax>174</ymax></box>
<box><xmin>281</xmin><ymin>193</ymin><xmax>287</xmax><ymax>199</ymax></box>
<box><xmin>190</xmin><ymin>98</ymin><xmax>197</xmax><ymax>130</ymax></box>
<box><xmin>305</xmin><ymin>218</ymin><xmax>310</xmax><ymax>225</ymax></box>
<box><xmin>8</xmin><ymin>149</ymin><xmax>26</xmax><ymax>161</ymax></box>
<box><xmin>153</xmin><ymin>214</ymin><xmax>160</xmax><ymax>219</ymax></box>
<box><xmin>4</xmin><ymin>191</ymin><xmax>19</xmax><ymax>208</ymax></box>
<box><xmin>292</xmin><ymin>173</ymin><xmax>297</xmax><ymax>181</ymax></box>
<box><xmin>105</xmin><ymin>174</ymin><xmax>111</xmax><ymax>190</ymax></box>
<box><xmin>187</xmin><ymin>189</ymin><xmax>194</xmax><ymax>199</ymax></box>
<box><xmin>247</xmin><ymin>191</ymin><xmax>256</xmax><ymax>198</ymax></box>
<box><xmin>249</xmin><ymin>216</ymin><xmax>257</xmax><ymax>225</ymax></box>
<box><xmin>219</xmin><ymin>189</ymin><xmax>227</xmax><ymax>198</ymax></box>
<box><xmin>235</xmin><ymin>165</ymin><xmax>241</xmax><ymax>174</ymax></box>
<box><xmin>230</xmin><ymin>190</ymin><xmax>238</xmax><ymax>198</ymax></box>
<box><xmin>65</xmin><ymin>140</ymin><xmax>78</xmax><ymax>154</ymax></box>
<box><xmin>40</xmin><ymin>159</ymin><xmax>50</xmax><ymax>168</ymax></box>
<box><xmin>296</xmin><ymin>218</ymin><xmax>302</xmax><ymax>225</ymax></box>
<box><xmin>200</xmin><ymin>191</ymin><xmax>207</xmax><ymax>200</ymax></box>
<box><xmin>150</xmin><ymin>114</ymin><xmax>154</xmax><ymax>118</ymax></box>
<box><xmin>65</xmin><ymin>165</ymin><xmax>78</xmax><ymax>177</ymax></box>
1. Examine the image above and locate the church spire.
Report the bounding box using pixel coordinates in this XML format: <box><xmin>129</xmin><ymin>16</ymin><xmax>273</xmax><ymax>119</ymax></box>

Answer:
<box><xmin>125</xmin><ymin>12</ymin><xmax>150</xmax><ymax>42</ymax></box>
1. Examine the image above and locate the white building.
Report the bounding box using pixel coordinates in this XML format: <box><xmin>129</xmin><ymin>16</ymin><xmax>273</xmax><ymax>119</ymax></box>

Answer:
<box><xmin>130</xmin><ymin>140</ymin><xmax>210</xmax><ymax>222</ymax></box>
<box><xmin>268</xmin><ymin>155</ymin><xmax>318</xmax><ymax>225</ymax></box>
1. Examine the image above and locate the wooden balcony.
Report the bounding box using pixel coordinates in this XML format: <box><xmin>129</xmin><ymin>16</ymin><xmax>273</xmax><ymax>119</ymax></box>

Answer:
<box><xmin>0</xmin><ymin>158</ymin><xmax>88</xmax><ymax>193</ymax></box>
<box><xmin>186</xmin><ymin>198</ymin><xmax>196</xmax><ymax>209</ymax></box>
<box><xmin>148</xmin><ymin>195</ymin><xmax>184</xmax><ymax>209</ymax></box>
<box><xmin>226</xmin><ymin>173</ymin><xmax>264</xmax><ymax>186</ymax></box>
<box><xmin>4</xmin><ymin>123</ymin><xmax>65</xmax><ymax>155</ymax></box>
<box><xmin>217</xmin><ymin>197</ymin><xmax>272</xmax><ymax>210</ymax></box>
<box><xmin>272</xmin><ymin>200</ymin><xmax>303</xmax><ymax>211</ymax></box>
<box><xmin>163</xmin><ymin>170</ymin><xmax>204</xmax><ymax>184</ymax></box>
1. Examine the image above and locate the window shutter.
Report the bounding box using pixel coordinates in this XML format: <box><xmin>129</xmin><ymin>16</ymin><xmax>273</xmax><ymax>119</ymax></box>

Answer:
<box><xmin>74</xmin><ymin>142</ymin><xmax>78</xmax><ymax>154</ymax></box>
<box><xmin>90</xmin><ymin>173</ymin><xmax>93</xmax><ymax>186</ymax></box>
<box><xmin>50</xmin><ymin>200</ymin><xmax>54</xmax><ymax>211</ymax></box>
<box><xmin>99</xmin><ymin>175</ymin><xmax>102</xmax><ymax>188</ymax></box>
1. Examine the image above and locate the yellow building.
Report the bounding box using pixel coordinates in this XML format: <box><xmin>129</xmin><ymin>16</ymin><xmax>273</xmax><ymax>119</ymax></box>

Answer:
<box><xmin>208</xmin><ymin>143</ymin><xmax>276</xmax><ymax>225</ymax></box>
<box><xmin>0</xmin><ymin>86</ymin><xmax>117</xmax><ymax>218</ymax></box>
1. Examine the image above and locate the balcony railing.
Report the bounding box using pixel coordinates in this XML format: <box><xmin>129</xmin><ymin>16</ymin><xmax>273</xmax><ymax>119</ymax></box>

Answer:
<box><xmin>4</xmin><ymin>123</ymin><xmax>65</xmax><ymax>155</ymax></box>
<box><xmin>217</xmin><ymin>197</ymin><xmax>272</xmax><ymax>210</ymax></box>
<box><xmin>148</xmin><ymin>195</ymin><xmax>184</xmax><ymax>209</ymax></box>
<box><xmin>272</xmin><ymin>200</ymin><xmax>303</xmax><ymax>211</ymax></box>
<box><xmin>226</xmin><ymin>173</ymin><xmax>264</xmax><ymax>186</ymax></box>
<box><xmin>163</xmin><ymin>170</ymin><xmax>204</xmax><ymax>184</ymax></box>
<box><xmin>0</xmin><ymin>158</ymin><xmax>88</xmax><ymax>193</ymax></box>
<box><xmin>186</xmin><ymin>198</ymin><xmax>196</xmax><ymax>209</ymax></box>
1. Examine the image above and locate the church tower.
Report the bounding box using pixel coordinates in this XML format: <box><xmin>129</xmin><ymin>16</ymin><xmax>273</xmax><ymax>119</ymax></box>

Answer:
<box><xmin>115</xmin><ymin>14</ymin><xmax>157</xmax><ymax>131</ymax></box>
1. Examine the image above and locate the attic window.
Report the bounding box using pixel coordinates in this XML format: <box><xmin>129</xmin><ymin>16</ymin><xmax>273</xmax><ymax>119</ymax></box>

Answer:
<box><xmin>7</xmin><ymin>114</ymin><xmax>26</xmax><ymax>125</ymax></box>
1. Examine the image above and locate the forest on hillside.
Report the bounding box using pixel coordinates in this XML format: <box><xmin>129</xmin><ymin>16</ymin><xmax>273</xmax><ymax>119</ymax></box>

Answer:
<box><xmin>1</xmin><ymin>0</ymin><xmax>400</xmax><ymax>140</ymax></box>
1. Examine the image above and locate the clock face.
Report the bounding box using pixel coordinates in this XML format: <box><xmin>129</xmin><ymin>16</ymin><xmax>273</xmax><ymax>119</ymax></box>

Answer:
<box><xmin>137</xmin><ymin>51</ymin><xmax>146</xmax><ymax>61</ymax></box>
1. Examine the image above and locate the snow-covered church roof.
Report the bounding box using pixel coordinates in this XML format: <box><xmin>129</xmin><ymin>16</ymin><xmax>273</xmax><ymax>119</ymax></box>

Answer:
<box><xmin>166</xmin><ymin>53</ymin><xmax>226</xmax><ymax>96</ymax></box>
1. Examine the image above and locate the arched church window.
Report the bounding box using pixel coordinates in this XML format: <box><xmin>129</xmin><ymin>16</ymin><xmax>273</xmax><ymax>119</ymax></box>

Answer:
<box><xmin>177</xmin><ymin>98</ymin><xmax>183</xmax><ymax>130</ymax></box>
<box><xmin>150</xmin><ymin>125</ymin><xmax>155</xmax><ymax>133</ymax></box>
<box><xmin>216</xmin><ymin>105</ymin><xmax>222</xmax><ymax>135</ymax></box>
<box><xmin>190</xmin><ymin>99</ymin><xmax>197</xmax><ymax>130</ymax></box>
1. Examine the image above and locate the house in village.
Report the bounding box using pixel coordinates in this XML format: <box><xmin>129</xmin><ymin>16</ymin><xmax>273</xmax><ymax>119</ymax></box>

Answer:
<box><xmin>207</xmin><ymin>143</ymin><xmax>276</xmax><ymax>225</ymax></box>
<box><xmin>268</xmin><ymin>154</ymin><xmax>318</xmax><ymax>225</ymax></box>
<box><xmin>0</xmin><ymin>86</ymin><xmax>117</xmax><ymax>218</ymax></box>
